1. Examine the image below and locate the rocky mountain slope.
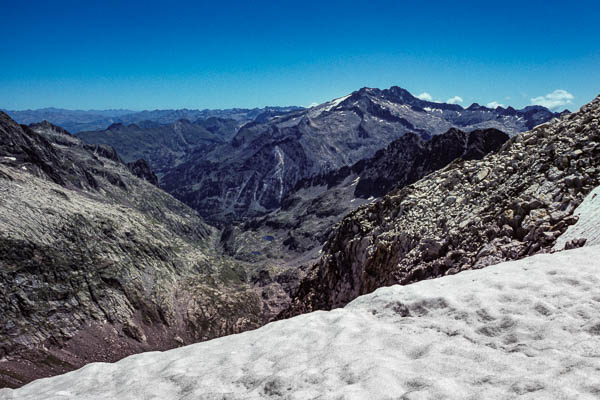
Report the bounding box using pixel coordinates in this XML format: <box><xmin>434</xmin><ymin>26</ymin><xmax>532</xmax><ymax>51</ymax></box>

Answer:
<box><xmin>283</xmin><ymin>94</ymin><xmax>600</xmax><ymax>316</ymax></box>
<box><xmin>162</xmin><ymin>86</ymin><xmax>559</xmax><ymax>225</ymax></box>
<box><xmin>222</xmin><ymin>128</ymin><xmax>509</xmax><ymax>266</ymax></box>
<box><xmin>76</xmin><ymin>118</ymin><xmax>239</xmax><ymax>177</ymax></box>
<box><xmin>0</xmin><ymin>113</ymin><xmax>277</xmax><ymax>388</ymax></box>
<box><xmin>3</xmin><ymin>245</ymin><xmax>599</xmax><ymax>399</ymax></box>
<box><xmin>4</xmin><ymin>106</ymin><xmax>303</xmax><ymax>133</ymax></box>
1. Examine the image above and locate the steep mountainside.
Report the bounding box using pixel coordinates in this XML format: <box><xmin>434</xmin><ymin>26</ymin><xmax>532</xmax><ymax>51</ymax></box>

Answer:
<box><xmin>283</xmin><ymin>94</ymin><xmax>600</xmax><ymax>315</ymax></box>
<box><xmin>222</xmin><ymin>128</ymin><xmax>509</xmax><ymax>265</ymax></box>
<box><xmin>3</xmin><ymin>245</ymin><xmax>599</xmax><ymax>399</ymax></box>
<box><xmin>4</xmin><ymin>106</ymin><xmax>303</xmax><ymax>133</ymax></box>
<box><xmin>0</xmin><ymin>113</ymin><xmax>275</xmax><ymax>388</ymax></box>
<box><xmin>77</xmin><ymin>118</ymin><xmax>238</xmax><ymax>176</ymax></box>
<box><xmin>162</xmin><ymin>86</ymin><xmax>559</xmax><ymax>225</ymax></box>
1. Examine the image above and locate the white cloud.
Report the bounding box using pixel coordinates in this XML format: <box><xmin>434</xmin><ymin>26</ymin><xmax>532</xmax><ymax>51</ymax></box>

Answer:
<box><xmin>446</xmin><ymin>96</ymin><xmax>463</xmax><ymax>104</ymax></box>
<box><xmin>530</xmin><ymin>89</ymin><xmax>574</xmax><ymax>110</ymax></box>
<box><xmin>416</xmin><ymin>92</ymin><xmax>433</xmax><ymax>101</ymax></box>
<box><xmin>487</xmin><ymin>101</ymin><xmax>506</xmax><ymax>109</ymax></box>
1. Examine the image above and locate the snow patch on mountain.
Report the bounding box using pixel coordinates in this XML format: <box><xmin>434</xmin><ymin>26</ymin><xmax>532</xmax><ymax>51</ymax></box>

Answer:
<box><xmin>554</xmin><ymin>185</ymin><xmax>600</xmax><ymax>250</ymax></box>
<box><xmin>2</xmin><ymin>246</ymin><xmax>600</xmax><ymax>399</ymax></box>
<box><xmin>323</xmin><ymin>94</ymin><xmax>352</xmax><ymax>112</ymax></box>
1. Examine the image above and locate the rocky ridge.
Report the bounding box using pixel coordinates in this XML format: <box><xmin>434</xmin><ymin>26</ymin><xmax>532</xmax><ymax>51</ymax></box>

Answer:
<box><xmin>283</xmin><ymin>94</ymin><xmax>600</xmax><ymax>315</ymax></box>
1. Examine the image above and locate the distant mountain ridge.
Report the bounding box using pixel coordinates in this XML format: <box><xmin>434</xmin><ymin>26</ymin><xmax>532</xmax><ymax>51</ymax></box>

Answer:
<box><xmin>76</xmin><ymin>118</ymin><xmax>240</xmax><ymax>177</ymax></box>
<box><xmin>3</xmin><ymin>106</ymin><xmax>303</xmax><ymax>133</ymax></box>
<box><xmin>12</xmin><ymin>86</ymin><xmax>561</xmax><ymax>226</ymax></box>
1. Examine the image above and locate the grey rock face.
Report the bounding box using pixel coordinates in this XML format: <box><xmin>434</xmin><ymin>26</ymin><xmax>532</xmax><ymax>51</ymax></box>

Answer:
<box><xmin>282</xmin><ymin>95</ymin><xmax>600</xmax><ymax>316</ymax></box>
<box><xmin>126</xmin><ymin>159</ymin><xmax>159</xmax><ymax>186</ymax></box>
<box><xmin>0</xmin><ymin>113</ymin><xmax>267</xmax><ymax>388</ymax></box>
<box><xmin>162</xmin><ymin>87</ymin><xmax>559</xmax><ymax>225</ymax></box>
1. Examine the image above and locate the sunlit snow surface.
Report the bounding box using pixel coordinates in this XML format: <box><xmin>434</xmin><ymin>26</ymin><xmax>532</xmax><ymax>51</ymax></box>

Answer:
<box><xmin>2</xmin><ymin>247</ymin><xmax>600</xmax><ymax>399</ymax></box>
<box><xmin>554</xmin><ymin>185</ymin><xmax>600</xmax><ymax>250</ymax></box>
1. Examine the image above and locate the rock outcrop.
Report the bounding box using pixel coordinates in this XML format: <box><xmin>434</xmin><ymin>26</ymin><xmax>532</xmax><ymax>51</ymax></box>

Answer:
<box><xmin>283</xmin><ymin>95</ymin><xmax>600</xmax><ymax>316</ymax></box>
<box><xmin>126</xmin><ymin>158</ymin><xmax>159</xmax><ymax>186</ymax></box>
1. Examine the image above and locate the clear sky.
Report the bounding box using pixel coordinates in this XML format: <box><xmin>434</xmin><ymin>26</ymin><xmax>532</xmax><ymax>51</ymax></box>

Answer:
<box><xmin>1</xmin><ymin>0</ymin><xmax>599</xmax><ymax>111</ymax></box>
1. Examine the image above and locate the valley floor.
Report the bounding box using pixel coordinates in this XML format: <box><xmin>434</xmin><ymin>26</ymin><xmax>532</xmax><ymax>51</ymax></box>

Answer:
<box><xmin>2</xmin><ymin>246</ymin><xmax>599</xmax><ymax>399</ymax></box>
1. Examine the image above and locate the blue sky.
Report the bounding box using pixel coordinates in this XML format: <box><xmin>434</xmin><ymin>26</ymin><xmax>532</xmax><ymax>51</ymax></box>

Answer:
<box><xmin>1</xmin><ymin>0</ymin><xmax>598</xmax><ymax>111</ymax></box>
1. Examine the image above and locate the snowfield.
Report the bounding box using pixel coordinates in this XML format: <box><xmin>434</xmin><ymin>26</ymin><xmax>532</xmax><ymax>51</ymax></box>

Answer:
<box><xmin>2</xmin><ymin>246</ymin><xmax>600</xmax><ymax>399</ymax></box>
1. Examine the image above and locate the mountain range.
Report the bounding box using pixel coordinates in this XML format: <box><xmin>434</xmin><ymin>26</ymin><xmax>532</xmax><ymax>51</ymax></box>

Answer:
<box><xmin>221</xmin><ymin>127</ymin><xmax>509</xmax><ymax>266</ymax></box>
<box><xmin>1</xmin><ymin>86</ymin><xmax>592</xmax><ymax>391</ymax></box>
<box><xmin>3</xmin><ymin>106</ymin><xmax>302</xmax><ymax>133</ymax></box>
<box><xmin>159</xmin><ymin>86</ymin><xmax>561</xmax><ymax>225</ymax></box>
<box><xmin>9</xmin><ymin>87</ymin><xmax>560</xmax><ymax>226</ymax></box>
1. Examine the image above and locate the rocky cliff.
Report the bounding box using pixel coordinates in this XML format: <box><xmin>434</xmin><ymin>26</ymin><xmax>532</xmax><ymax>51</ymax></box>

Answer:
<box><xmin>283</xmin><ymin>94</ymin><xmax>600</xmax><ymax>316</ymax></box>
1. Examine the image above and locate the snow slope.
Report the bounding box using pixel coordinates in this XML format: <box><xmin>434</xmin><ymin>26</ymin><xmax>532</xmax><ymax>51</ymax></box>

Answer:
<box><xmin>2</xmin><ymin>247</ymin><xmax>600</xmax><ymax>399</ymax></box>
<box><xmin>554</xmin><ymin>185</ymin><xmax>600</xmax><ymax>250</ymax></box>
